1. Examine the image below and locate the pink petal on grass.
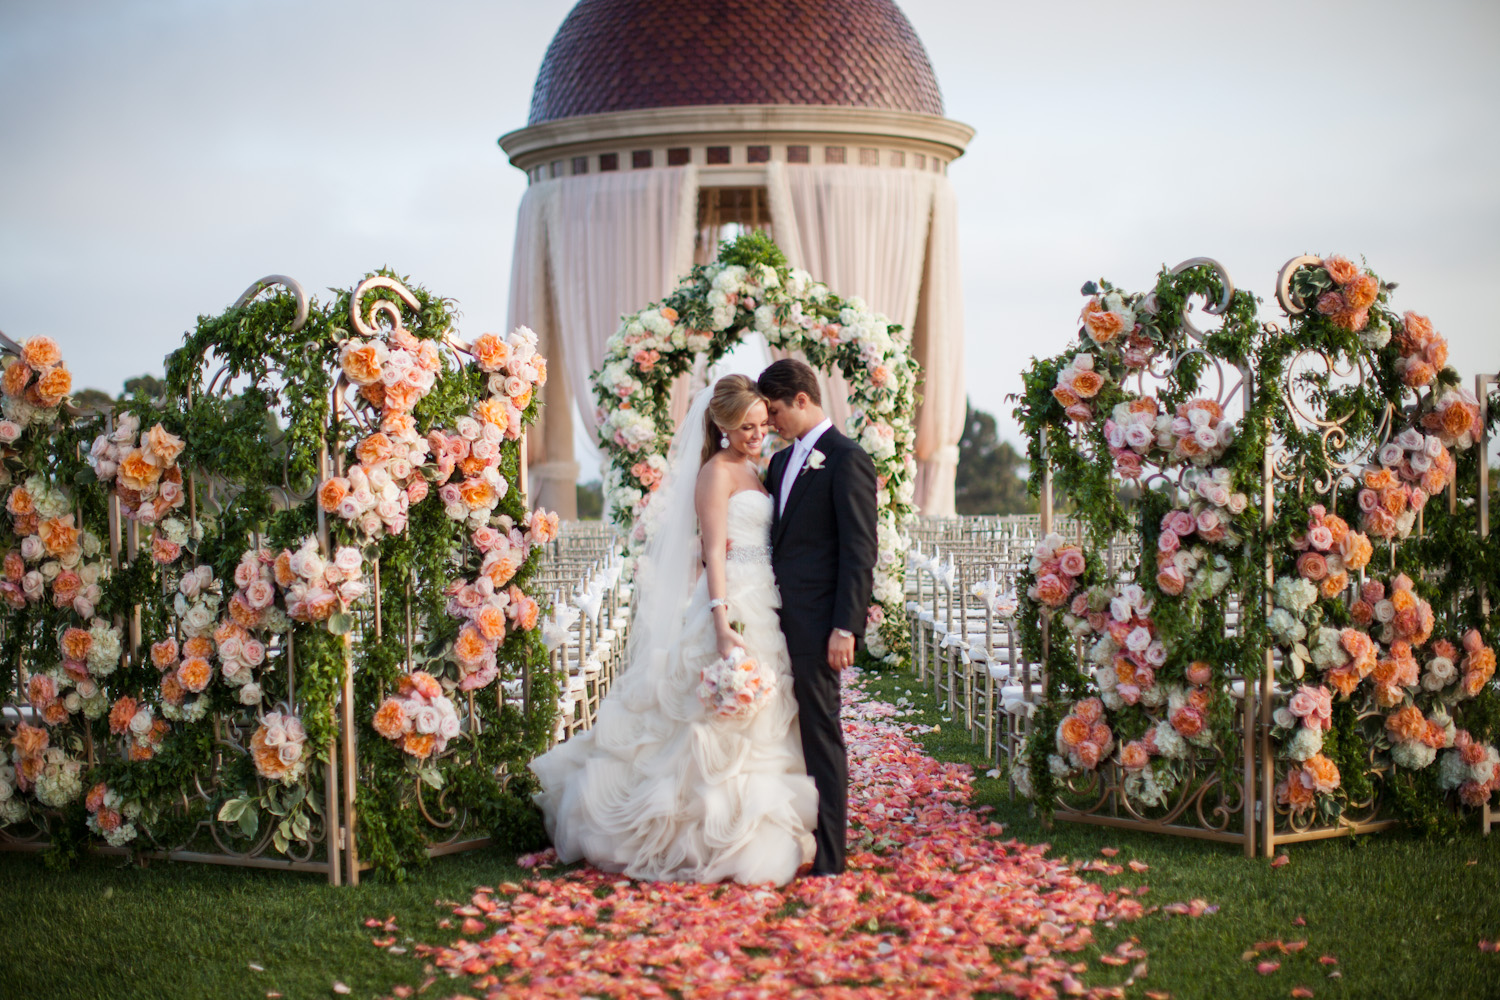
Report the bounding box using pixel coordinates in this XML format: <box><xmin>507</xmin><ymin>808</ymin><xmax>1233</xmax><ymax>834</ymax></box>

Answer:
<box><xmin>1318</xmin><ymin>954</ymin><xmax>1339</xmax><ymax>965</ymax></box>
<box><xmin>1100</xmin><ymin>847</ymin><xmax>1119</xmax><ymax>857</ymax></box>
<box><xmin>1270</xmin><ymin>854</ymin><xmax>1290</xmax><ymax>868</ymax></box>
<box><xmin>1292</xmin><ymin>915</ymin><xmax>1307</xmax><ymax>926</ymax></box>
<box><xmin>1257</xmin><ymin>960</ymin><xmax>1282</xmax><ymax>975</ymax></box>
<box><xmin>1291</xmin><ymin>987</ymin><xmax>1314</xmax><ymax>998</ymax></box>
<box><xmin>1128</xmin><ymin>859</ymin><xmax>1150</xmax><ymax>873</ymax></box>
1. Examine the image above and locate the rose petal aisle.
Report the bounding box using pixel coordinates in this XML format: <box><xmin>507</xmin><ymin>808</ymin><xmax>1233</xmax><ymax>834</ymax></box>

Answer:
<box><xmin>381</xmin><ymin>672</ymin><xmax>1171</xmax><ymax>999</ymax></box>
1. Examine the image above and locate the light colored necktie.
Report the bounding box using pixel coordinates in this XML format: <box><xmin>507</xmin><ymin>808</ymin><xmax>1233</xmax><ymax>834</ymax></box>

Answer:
<box><xmin>779</xmin><ymin>439</ymin><xmax>809</xmax><ymax>515</ymax></box>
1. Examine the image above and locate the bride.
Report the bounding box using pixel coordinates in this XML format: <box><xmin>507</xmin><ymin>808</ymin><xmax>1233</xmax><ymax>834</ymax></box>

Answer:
<box><xmin>530</xmin><ymin>375</ymin><xmax>818</xmax><ymax>885</ymax></box>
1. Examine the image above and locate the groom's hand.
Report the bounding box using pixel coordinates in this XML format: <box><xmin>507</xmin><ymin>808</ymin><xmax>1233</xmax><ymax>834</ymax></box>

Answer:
<box><xmin>826</xmin><ymin>630</ymin><xmax>855</xmax><ymax>672</ymax></box>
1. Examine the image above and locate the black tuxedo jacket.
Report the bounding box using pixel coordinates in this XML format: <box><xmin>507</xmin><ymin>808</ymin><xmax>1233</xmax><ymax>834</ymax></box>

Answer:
<box><xmin>766</xmin><ymin>427</ymin><xmax>879</xmax><ymax>658</ymax></box>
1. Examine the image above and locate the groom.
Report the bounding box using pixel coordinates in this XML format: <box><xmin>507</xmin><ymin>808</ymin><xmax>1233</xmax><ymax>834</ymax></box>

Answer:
<box><xmin>758</xmin><ymin>359</ymin><xmax>878</xmax><ymax>877</ymax></box>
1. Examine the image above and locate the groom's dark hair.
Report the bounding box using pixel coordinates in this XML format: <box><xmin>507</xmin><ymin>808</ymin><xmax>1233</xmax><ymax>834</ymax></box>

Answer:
<box><xmin>757</xmin><ymin>358</ymin><xmax>821</xmax><ymax>407</ymax></box>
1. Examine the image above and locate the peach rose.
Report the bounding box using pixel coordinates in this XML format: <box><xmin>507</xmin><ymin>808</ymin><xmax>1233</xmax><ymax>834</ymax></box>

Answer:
<box><xmin>62</xmin><ymin>627</ymin><xmax>94</xmax><ymax>661</ymax></box>
<box><xmin>273</xmin><ymin>551</ymin><xmax>296</xmax><ymax>588</ymax></box>
<box><xmin>1186</xmin><ymin>661</ymin><xmax>1213</xmax><ymax>686</ymax></box>
<box><xmin>532</xmin><ymin>358</ymin><xmax>548</xmax><ymax>386</ymax></box>
<box><xmin>143</xmin><ymin>424</ymin><xmax>185</xmax><ymax>467</ymax></box>
<box><xmin>1171</xmin><ymin>705</ymin><xmax>1206</xmax><ymax>738</ymax></box>
<box><xmin>318</xmin><ymin>477</ymin><xmax>349</xmax><ymax>512</ymax></box>
<box><xmin>1</xmin><ymin>359</ymin><xmax>30</xmax><ymax>397</ymax></box>
<box><xmin>20</xmin><ymin>336</ymin><xmax>62</xmax><ymax>370</ymax></box>
<box><xmin>1051</xmin><ymin>385</ymin><xmax>1081</xmax><ymax>408</ymax></box>
<box><xmin>160</xmin><ymin>671</ymin><xmax>185</xmax><ymax>706</ymax></box>
<box><xmin>372</xmin><ymin>698</ymin><xmax>409</xmax><ymax>739</ymax></box>
<box><xmin>1059</xmin><ymin>716</ymin><xmax>1090</xmax><ymax>748</ymax></box>
<box><xmin>118</xmin><ymin>449</ymin><xmax>163</xmax><ymax>492</ymax></box>
<box><xmin>485</xmin><ymin>553</ymin><xmax>519</xmax><ymax>588</ymax></box>
<box><xmin>1082</xmin><ymin>307</ymin><xmax>1128</xmax><ymax>345</ymax></box>
<box><xmin>184</xmin><ymin>635</ymin><xmax>215</xmax><ymax>659</ymax></box>
<box><xmin>341</xmin><ymin>342</ymin><xmax>384</xmax><ymax>385</ymax></box>
<box><xmin>1343</xmin><ymin>274</ymin><xmax>1378</xmax><ymax>310</ymax></box>
<box><xmin>475</xmin><ymin>604</ymin><xmax>508</xmax><ymax>643</ymax></box>
<box><xmin>1385</xmin><ymin>705</ymin><xmax>1427</xmax><ymax>743</ymax></box>
<box><xmin>1121</xmin><ymin>740</ymin><xmax>1151</xmax><ymax>770</ymax></box>
<box><xmin>252</xmin><ymin>731</ymin><xmax>292</xmax><ymax>780</ymax></box>
<box><xmin>469</xmin><ymin>333</ymin><xmax>511</xmax><ymax>372</ymax></box>
<box><xmin>177</xmin><ymin>657</ymin><xmax>212</xmax><ymax>693</ymax></box>
<box><xmin>453</xmin><ymin>625</ymin><xmax>491</xmax><ymax>668</ymax></box>
<box><xmin>474</xmin><ymin>397</ymin><xmax>510</xmax><ymax>430</ymax></box>
<box><xmin>1071</xmin><ymin>369</ymin><xmax>1105</xmax><ymax>399</ymax></box>
<box><xmin>459</xmin><ymin>478</ymin><xmax>498</xmax><ymax>510</ymax></box>
<box><xmin>402</xmin><ymin>731</ymin><xmax>436</xmax><ymax>759</ymax></box>
<box><xmin>40</xmin><ymin>515</ymin><xmax>80</xmax><ymax>558</ymax></box>
<box><xmin>34</xmin><ymin>366</ymin><xmax>71</xmax><ymax>406</ymax></box>
<box><xmin>1302</xmin><ymin>753</ymin><xmax>1341</xmax><ymax>793</ymax></box>
<box><xmin>12</xmin><ymin>721</ymin><xmax>48</xmax><ymax>758</ymax></box>
<box><xmin>355</xmin><ymin>433</ymin><xmax>393</xmax><ymax>465</ymax></box>
<box><xmin>1033</xmin><ymin>573</ymin><xmax>1071</xmax><ymax>608</ymax></box>
<box><xmin>1322</xmin><ymin>256</ymin><xmax>1359</xmax><ymax>285</ymax></box>
<box><xmin>1319</xmin><ymin>571</ymin><xmax>1349</xmax><ymax>600</ymax></box>
<box><xmin>109</xmin><ymin>696</ymin><xmax>138</xmax><ymax>735</ymax></box>
<box><xmin>403</xmin><ymin>670</ymin><xmax>443</xmax><ymax>701</ymax></box>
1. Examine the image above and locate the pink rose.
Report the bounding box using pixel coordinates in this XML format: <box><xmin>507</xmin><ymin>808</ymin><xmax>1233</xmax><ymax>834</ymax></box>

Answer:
<box><xmin>1296</xmin><ymin>551</ymin><xmax>1329</xmax><ymax>582</ymax></box>
<box><xmin>1167</xmin><ymin>510</ymin><xmax>1196</xmax><ymax>537</ymax></box>
<box><xmin>1058</xmin><ymin>549</ymin><xmax>1087</xmax><ymax>577</ymax></box>
<box><xmin>1158</xmin><ymin>530</ymin><xmax>1180</xmax><ymax>554</ymax></box>
<box><xmin>1156</xmin><ymin>566</ymin><xmax>1186</xmax><ymax>596</ymax></box>
<box><xmin>1195</xmin><ymin>509</ymin><xmax>1221</xmax><ymax>536</ymax></box>
<box><xmin>1357</xmin><ymin>489</ymin><xmax>1379</xmax><ymax>513</ymax></box>
<box><xmin>1308</xmin><ymin>525</ymin><xmax>1333</xmax><ymax>551</ymax></box>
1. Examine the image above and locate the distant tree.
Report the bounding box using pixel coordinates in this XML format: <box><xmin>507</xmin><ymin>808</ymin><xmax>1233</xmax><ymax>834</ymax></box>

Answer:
<box><xmin>955</xmin><ymin>401</ymin><xmax>1034</xmax><ymax>516</ymax></box>
<box><xmin>70</xmin><ymin>388</ymin><xmax>114</xmax><ymax>414</ymax></box>
<box><xmin>575</xmin><ymin>480</ymin><xmax>603</xmax><ymax>520</ymax></box>
<box><xmin>122</xmin><ymin>374</ymin><xmax>166</xmax><ymax>400</ymax></box>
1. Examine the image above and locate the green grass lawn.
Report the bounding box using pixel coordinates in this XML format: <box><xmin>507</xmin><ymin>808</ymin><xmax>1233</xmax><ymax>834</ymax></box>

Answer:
<box><xmin>2</xmin><ymin>667</ymin><xmax>1498</xmax><ymax>1000</ymax></box>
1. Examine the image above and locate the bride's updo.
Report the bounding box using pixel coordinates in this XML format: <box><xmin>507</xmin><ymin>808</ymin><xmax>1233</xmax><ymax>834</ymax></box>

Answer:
<box><xmin>701</xmin><ymin>375</ymin><xmax>764</xmax><ymax>465</ymax></box>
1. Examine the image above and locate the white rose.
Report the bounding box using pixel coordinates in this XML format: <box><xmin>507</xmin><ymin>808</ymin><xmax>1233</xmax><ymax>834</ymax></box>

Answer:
<box><xmin>129</xmin><ymin>707</ymin><xmax>153</xmax><ymax>735</ymax></box>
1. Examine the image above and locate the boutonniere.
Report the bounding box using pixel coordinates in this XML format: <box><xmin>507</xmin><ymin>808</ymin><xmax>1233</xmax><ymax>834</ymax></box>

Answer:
<box><xmin>806</xmin><ymin>449</ymin><xmax>826</xmax><ymax>471</ymax></box>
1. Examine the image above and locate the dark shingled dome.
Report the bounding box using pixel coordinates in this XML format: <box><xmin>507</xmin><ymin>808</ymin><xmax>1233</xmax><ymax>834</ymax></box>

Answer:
<box><xmin>528</xmin><ymin>0</ymin><xmax>944</xmax><ymax>126</ymax></box>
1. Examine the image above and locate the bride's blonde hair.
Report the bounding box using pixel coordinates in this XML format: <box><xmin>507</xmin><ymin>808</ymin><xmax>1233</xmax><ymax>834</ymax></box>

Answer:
<box><xmin>701</xmin><ymin>375</ymin><xmax>764</xmax><ymax>465</ymax></box>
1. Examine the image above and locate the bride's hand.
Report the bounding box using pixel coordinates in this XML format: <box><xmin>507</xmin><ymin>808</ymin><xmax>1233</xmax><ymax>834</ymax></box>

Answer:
<box><xmin>716</xmin><ymin>626</ymin><xmax>747</xmax><ymax>660</ymax></box>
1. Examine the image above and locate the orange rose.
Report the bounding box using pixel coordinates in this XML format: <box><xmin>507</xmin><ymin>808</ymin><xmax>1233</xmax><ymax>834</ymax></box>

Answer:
<box><xmin>1115</xmin><ymin>658</ymin><xmax>1138</xmax><ymax>687</ymax></box>
<box><xmin>355</xmin><ymin>433</ymin><xmax>393</xmax><ymax>465</ymax></box>
<box><xmin>252</xmin><ymin>735</ymin><xmax>291</xmax><ymax>780</ymax></box>
<box><xmin>304</xmin><ymin>588</ymin><xmax>337</xmax><ymax>621</ymax></box>
<box><xmin>532</xmin><ymin>358</ymin><xmax>548</xmax><ymax>386</ymax></box>
<box><xmin>1071</xmin><ymin>370</ymin><xmax>1105</xmax><ymax>399</ymax></box>
<box><xmin>1385</xmin><ymin>705</ymin><xmax>1427</xmax><ymax>743</ymax></box>
<box><xmin>372</xmin><ymin>698</ymin><xmax>409</xmax><ymax>739</ymax></box>
<box><xmin>41</xmin><ymin>700</ymin><xmax>68</xmax><ymax>725</ymax></box>
<box><xmin>360</xmin><ymin>382</ymin><xmax>386</xmax><ymax>409</ymax></box>
<box><xmin>118</xmin><ymin>449</ymin><xmax>163</xmax><ymax>492</ymax></box>
<box><xmin>183</xmin><ymin>635</ymin><xmax>215</xmax><ymax>659</ymax></box>
<box><xmin>1059</xmin><ymin>716</ymin><xmax>1090</xmax><ymax>747</ymax></box>
<box><xmin>1401</xmin><ymin>360</ymin><xmax>1435</xmax><ymax>388</ymax></box>
<box><xmin>513</xmin><ymin>388</ymin><xmax>533</xmax><ymax>411</ymax></box>
<box><xmin>318</xmin><ymin>478</ymin><xmax>349</xmax><ymax>512</ymax></box>
<box><xmin>402</xmin><ymin>731</ymin><xmax>436</xmax><ymax>759</ymax></box>
<box><xmin>215</xmin><ymin>620</ymin><xmax>249</xmax><ymax>647</ymax></box>
<box><xmin>381</xmin><ymin>410</ymin><xmax>417</xmax><ymax>438</ymax></box>
<box><xmin>475</xmin><ymin>605</ymin><xmax>508</xmax><ymax>643</ymax></box>
<box><xmin>177</xmin><ymin>657</ymin><xmax>212</xmax><ymax>693</ymax></box>
<box><xmin>1343</xmin><ymin>274</ymin><xmax>1378</xmax><ymax>310</ymax></box>
<box><xmin>659</xmin><ymin>307</ymin><xmax>678</xmax><ymax>323</ymax></box>
<box><xmin>1400</xmin><ymin>311</ymin><xmax>1434</xmax><ymax>350</ymax></box>
<box><xmin>341</xmin><ymin>342</ymin><xmax>384</xmax><ymax>385</ymax></box>
<box><xmin>469</xmin><ymin>333</ymin><xmax>511</xmax><ymax>372</ymax></box>
<box><xmin>109</xmin><ymin>696</ymin><xmax>138</xmax><ymax>735</ymax></box>
<box><xmin>1187</xmin><ymin>687</ymin><xmax>1213</xmax><ymax>712</ymax></box>
<box><xmin>1121</xmin><ymin>741</ymin><xmax>1151</xmax><ymax>770</ymax></box>
<box><xmin>459</xmin><ymin>478</ymin><xmax>498</xmax><ymax>510</ymax></box>
<box><xmin>473</xmin><ymin>397</ymin><xmax>510</xmax><ymax>430</ymax></box>
<box><xmin>1</xmin><ymin>359</ymin><xmax>30</xmax><ymax>397</ymax></box>
<box><xmin>1082</xmin><ymin>308</ymin><xmax>1128</xmax><ymax>344</ymax></box>
<box><xmin>1381</xmin><ymin>488</ymin><xmax>1408</xmax><ymax>517</ymax></box>
<box><xmin>20</xmin><ymin>336</ymin><xmax>62</xmax><ymax>370</ymax></box>
<box><xmin>34</xmin><ymin>366</ymin><xmax>71</xmax><ymax>406</ymax></box>
<box><xmin>403</xmin><ymin>670</ymin><xmax>443</xmax><ymax>701</ymax></box>
<box><xmin>62</xmin><ymin>627</ymin><xmax>94</xmax><ymax>662</ymax></box>
<box><xmin>18</xmin><ymin>754</ymin><xmax>45</xmax><ymax>782</ymax></box>
<box><xmin>1390</xmin><ymin>588</ymin><xmax>1416</xmax><ymax>614</ymax></box>
<box><xmin>1326</xmin><ymin>663</ymin><xmax>1361</xmax><ymax>697</ymax></box>
<box><xmin>1051</xmin><ymin>385</ymin><xmax>1081</xmax><ymax>408</ymax></box>
<box><xmin>1320</xmin><ymin>571</ymin><xmax>1349</xmax><ymax>600</ymax></box>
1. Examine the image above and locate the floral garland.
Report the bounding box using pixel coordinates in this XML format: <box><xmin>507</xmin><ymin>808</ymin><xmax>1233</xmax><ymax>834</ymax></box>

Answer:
<box><xmin>1017</xmin><ymin>252</ymin><xmax>1500</xmax><ymax>830</ymax></box>
<box><xmin>0</xmin><ymin>274</ymin><xmax>560</xmax><ymax>877</ymax></box>
<box><xmin>590</xmin><ymin>233</ymin><xmax>917</xmax><ymax>666</ymax></box>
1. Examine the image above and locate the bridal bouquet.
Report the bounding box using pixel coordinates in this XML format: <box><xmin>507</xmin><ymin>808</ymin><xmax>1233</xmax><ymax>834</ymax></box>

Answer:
<box><xmin>697</xmin><ymin>648</ymin><xmax>774</xmax><ymax>721</ymax></box>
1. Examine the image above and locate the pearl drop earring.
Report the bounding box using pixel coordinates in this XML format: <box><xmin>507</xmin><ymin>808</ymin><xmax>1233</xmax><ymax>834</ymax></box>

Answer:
<box><xmin>720</xmin><ymin>434</ymin><xmax>730</xmax><ymax>448</ymax></box>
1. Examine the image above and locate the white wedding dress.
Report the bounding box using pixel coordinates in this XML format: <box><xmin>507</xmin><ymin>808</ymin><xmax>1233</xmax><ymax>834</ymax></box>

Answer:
<box><xmin>530</xmin><ymin>490</ymin><xmax>818</xmax><ymax>885</ymax></box>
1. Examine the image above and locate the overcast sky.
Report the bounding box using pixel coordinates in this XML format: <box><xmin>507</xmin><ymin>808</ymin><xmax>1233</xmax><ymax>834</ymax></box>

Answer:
<box><xmin>2</xmin><ymin>0</ymin><xmax>1497</xmax><ymax>472</ymax></box>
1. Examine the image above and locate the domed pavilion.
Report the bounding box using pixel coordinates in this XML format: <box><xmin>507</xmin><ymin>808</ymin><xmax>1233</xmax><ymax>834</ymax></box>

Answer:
<box><xmin>501</xmin><ymin>0</ymin><xmax>973</xmax><ymax>518</ymax></box>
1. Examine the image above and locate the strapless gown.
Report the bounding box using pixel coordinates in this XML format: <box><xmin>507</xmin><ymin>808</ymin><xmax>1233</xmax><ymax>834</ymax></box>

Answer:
<box><xmin>530</xmin><ymin>491</ymin><xmax>818</xmax><ymax>885</ymax></box>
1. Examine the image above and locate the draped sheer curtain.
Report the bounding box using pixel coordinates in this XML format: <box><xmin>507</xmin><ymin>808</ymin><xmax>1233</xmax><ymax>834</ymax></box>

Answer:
<box><xmin>767</xmin><ymin>162</ymin><xmax>966</xmax><ymax>515</ymax></box>
<box><xmin>506</xmin><ymin>166</ymin><xmax>699</xmax><ymax>517</ymax></box>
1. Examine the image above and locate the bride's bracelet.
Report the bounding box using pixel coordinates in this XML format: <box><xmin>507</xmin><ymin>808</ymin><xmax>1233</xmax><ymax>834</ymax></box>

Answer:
<box><xmin>707</xmin><ymin>598</ymin><xmax>729</xmax><ymax>612</ymax></box>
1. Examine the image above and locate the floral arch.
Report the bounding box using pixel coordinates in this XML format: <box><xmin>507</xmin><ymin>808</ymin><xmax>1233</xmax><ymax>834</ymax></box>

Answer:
<box><xmin>590</xmin><ymin>234</ymin><xmax>916</xmax><ymax>664</ymax></box>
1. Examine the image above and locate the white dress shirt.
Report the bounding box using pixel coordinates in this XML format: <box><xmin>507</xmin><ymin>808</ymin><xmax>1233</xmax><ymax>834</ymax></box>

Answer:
<box><xmin>778</xmin><ymin>417</ymin><xmax>832</xmax><ymax>515</ymax></box>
